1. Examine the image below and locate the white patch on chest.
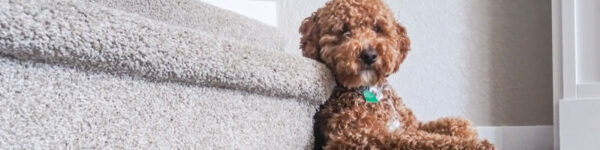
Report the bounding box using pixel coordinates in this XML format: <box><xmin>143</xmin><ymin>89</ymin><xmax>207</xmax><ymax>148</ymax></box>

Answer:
<box><xmin>364</xmin><ymin>86</ymin><xmax>404</xmax><ymax>132</ymax></box>
<box><xmin>384</xmin><ymin>94</ymin><xmax>403</xmax><ymax>132</ymax></box>
<box><xmin>387</xmin><ymin>119</ymin><xmax>402</xmax><ymax>131</ymax></box>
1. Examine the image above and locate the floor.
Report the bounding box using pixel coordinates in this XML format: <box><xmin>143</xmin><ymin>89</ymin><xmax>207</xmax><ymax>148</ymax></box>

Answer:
<box><xmin>477</xmin><ymin>125</ymin><xmax>553</xmax><ymax>150</ymax></box>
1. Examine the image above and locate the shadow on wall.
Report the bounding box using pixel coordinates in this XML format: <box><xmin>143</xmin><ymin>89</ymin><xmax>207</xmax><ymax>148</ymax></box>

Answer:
<box><xmin>465</xmin><ymin>0</ymin><xmax>553</xmax><ymax>125</ymax></box>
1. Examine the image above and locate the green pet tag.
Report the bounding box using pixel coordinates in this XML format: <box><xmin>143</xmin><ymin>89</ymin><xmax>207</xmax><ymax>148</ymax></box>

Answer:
<box><xmin>363</xmin><ymin>89</ymin><xmax>378</xmax><ymax>103</ymax></box>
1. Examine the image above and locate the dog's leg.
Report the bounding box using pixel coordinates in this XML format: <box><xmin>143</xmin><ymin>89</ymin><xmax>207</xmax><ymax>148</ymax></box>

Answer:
<box><xmin>418</xmin><ymin>117</ymin><xmax>479</xmax><ymax>139</ymax></box>
<box><xmin>390</xmin><ymin>130</ymin><xmax>495</xmax><ymax>150</ymax></box>
<box><xmin>323</xmin><ymin>129</ymin><xmax>494</xmax><ymax>150</ymax></box>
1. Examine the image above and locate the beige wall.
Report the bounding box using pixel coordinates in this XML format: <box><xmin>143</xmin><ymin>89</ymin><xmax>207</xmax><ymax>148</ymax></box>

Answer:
<box><xmin>276</xmin><ymin>0</ymin><xmax>553</xmax><ymax>126</ymax></box>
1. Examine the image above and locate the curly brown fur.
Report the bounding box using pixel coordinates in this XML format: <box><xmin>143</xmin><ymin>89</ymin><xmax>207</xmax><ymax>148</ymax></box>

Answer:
<box><xmin>300</xmin><ymin>0</ymin><xmax>496</xmax><ymax>149</ymax></box>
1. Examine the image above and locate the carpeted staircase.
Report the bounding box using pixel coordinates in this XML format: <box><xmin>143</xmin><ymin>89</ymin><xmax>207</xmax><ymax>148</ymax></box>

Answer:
<box><xmin>0</xmin><ymin>0</ymin><xmax>335</xmax><ymax>149</ymax></box>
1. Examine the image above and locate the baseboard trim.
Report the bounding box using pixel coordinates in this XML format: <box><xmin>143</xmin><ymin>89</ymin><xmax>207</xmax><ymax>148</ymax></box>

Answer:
<box><xmin>477</xmin><ymin>125</ymin><xmax>553</xmax><ymax>150</ymax></box>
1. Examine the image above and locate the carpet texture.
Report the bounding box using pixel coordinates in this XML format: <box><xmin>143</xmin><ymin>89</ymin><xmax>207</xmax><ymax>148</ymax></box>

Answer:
<box><xmin>0</xmin><ymin>0</ymin><xmax>335</xmax><ymax>149</ymax></box>
<box><xmin>87</xmin><ymin>0</ymin><xmax>288</xmax><ymax>52</ymax></box>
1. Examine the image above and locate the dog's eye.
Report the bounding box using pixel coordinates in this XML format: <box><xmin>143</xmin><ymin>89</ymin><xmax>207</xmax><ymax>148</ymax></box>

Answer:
<box><xmin>374</xmin><ymin>26</ymin><xmax>382</xmax><ymax>33</ymax></box>
<box><xmin>342</xmin><ymin>29</ymin><xmax>352</xmax><ymax>36</ymax></box>
<box><xmin>340</xmin><ymin>24</ymin><xmax>351</xmax><ymax>36</ymax></box>
<box><xmin>337</xmin><ymin>29</ymin><xmax>350</xmax><ymax>37</ymax></box>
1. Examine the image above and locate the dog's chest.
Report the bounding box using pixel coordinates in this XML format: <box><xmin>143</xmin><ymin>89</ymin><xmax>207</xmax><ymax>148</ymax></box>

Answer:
<box><xmin>366</xmin><ymin>86</ymin><xmax>404</xmax><ymax>132</ymax></box>
<box><xmin>381</xmin><ymin>98</ymin><xmax>403</xmax><ymax>132</ymax></box>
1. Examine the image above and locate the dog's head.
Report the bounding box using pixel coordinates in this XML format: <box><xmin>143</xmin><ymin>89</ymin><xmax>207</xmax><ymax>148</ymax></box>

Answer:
<box><xmin>300</xmin><ymin>0</ymin><xmax>410</xmax><ymax>88</ymax></box>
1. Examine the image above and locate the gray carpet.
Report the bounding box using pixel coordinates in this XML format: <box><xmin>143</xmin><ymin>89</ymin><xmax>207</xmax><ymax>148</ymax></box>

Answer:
<box><xmin>0</xmin><ymin>0</ymin><xmax>335</xmax><ymax>149</ymax></box>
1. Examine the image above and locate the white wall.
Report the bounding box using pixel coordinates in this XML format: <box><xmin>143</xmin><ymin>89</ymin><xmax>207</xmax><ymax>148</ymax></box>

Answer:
<box><xmin>575</xmin><ymin>0</ymin><xmax>600</xmax><ymax>83</ymax></box>
<box><xmin>200</xmin><ymin>0</ymin><xmax>277</xmax><ymax>26</ymax></box>
<box><xmin>275</xmin><ymin>0</ymin><xmax>553</xmax><ymax>126</ymax></box>
<box><xmin>556</xmin><ymin>0</ymin><xmax>600</xmax><ymax>149</ymax></box>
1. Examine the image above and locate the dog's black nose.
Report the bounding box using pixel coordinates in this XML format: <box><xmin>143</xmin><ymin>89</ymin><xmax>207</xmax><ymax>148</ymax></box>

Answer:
<box><xmin>360</xmin><ymin>48</ymin><xmax>377</xmax><ymax>65</ymax></box>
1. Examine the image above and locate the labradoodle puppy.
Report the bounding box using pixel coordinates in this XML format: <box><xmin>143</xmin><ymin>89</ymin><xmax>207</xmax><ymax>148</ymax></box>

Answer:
<box><xmin>300</xmin><ymin>0</ymin><xmax>496</xmax><ymax>149</ymax></box>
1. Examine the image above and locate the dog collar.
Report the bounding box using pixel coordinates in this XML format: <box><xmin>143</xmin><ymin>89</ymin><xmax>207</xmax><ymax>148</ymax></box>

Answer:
<box><xmin>359</xmin><ymin>86</ymin><xmax>382</xmax><ymax>103</ymax></box>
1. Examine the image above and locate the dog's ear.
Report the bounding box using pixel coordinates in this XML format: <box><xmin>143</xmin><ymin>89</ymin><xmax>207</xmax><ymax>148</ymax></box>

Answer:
<box><xmin>299</xmin><ymin>13</ymin><xmax>321</xmax><ymax>61</ymax></box>
<box><xmin>391</xmin><ymin>22</ymin><xmax>411</xmax><ymax>73</ymax></box>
